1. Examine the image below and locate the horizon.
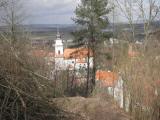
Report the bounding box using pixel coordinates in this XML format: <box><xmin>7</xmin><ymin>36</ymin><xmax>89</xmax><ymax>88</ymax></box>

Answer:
<box><xmin>1</xmin><ymin>20</ymin><xmax>160</xmax><ymax>27</ymax></box>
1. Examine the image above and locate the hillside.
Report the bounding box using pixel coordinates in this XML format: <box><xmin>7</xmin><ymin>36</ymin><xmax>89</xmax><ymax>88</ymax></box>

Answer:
<box><xmin>51</xmin><ymin>96</ymin><xmax>130</xmax><ymax>120</ymax></box>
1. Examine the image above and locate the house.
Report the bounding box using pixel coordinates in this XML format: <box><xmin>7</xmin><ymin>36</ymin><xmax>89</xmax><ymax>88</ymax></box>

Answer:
<box><xmin>54</xmin><ymin>31</ymin><xmax>93</xmax><ymax>70</ymax></box>
<box><xmin>96</xmin><ymin>70</ymin><xmax>124</xmax><ymax>108</ymax></box>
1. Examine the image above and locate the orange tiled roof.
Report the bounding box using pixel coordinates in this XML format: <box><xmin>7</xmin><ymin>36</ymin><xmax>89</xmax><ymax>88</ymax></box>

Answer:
<box><xmin>64</xmin><ymin>47</ymin><xmax>93</xmax><ymax>59</ymax></box>
<box><xmin>31</xmin><ymin>47</ymin><xmax>93</xmax><ymax>59</ymax></box>
<box><xmin>96</xmin><ymin>70</ymin><xmax>118</xmax><ymax>87</ymax></box>
<box><xmin>31</xmin><ymin>50</ymin><xmax>55</xmax><ymax>58</ymax></box>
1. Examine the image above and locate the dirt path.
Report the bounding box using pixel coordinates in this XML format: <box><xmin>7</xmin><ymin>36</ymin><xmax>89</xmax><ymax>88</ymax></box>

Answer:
<box><xmin>51</xmin><ymin>96</ymin><xmax>130</xmax><ymax>120</ymax></box>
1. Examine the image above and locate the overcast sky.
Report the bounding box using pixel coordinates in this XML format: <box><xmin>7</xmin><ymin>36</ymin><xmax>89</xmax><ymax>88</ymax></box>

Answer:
<box><xmin>2</xmin><ymin>0</ymin><xmax>155</xmax><ymax>25</ymax></box>
<box><xmin>23</xmin><ymin>0</ymin><xmax>147</xmax><ymax>25</ymax></box>
<box><xmin>25</xmin><ymin>0</ymin><xmax>80</xmax><ymax>24</ymax></box>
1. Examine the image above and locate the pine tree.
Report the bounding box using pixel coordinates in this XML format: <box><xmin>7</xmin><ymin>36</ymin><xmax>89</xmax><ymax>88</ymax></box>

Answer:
<box><xmin>73</xmin><ymin>0</ymin><xmax>111</xmax><ymax>95</ymax></box>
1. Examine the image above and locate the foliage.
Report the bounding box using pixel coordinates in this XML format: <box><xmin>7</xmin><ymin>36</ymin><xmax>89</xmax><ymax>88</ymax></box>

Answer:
<box><xmin>73</xmin><ymin>0</ymin><xmax>111</xmax><ymax>95</ymax></box>
<box><xmin>115</xmin><ymin>34</ymin><xmax>160</xmax><ymax>120</ymax></box>
<box><xmin>73</xmin><ymin>0</ymin><xmax>111</xmax><ymax>45</ymax></box>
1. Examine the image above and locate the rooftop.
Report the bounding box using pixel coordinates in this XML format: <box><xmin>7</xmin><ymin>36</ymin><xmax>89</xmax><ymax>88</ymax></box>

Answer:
<box><xmin>64</xmin><ymin>47</ymin><xmax>93</xmax><ymax>59</ymax></box>
<box><xmin>96</xmin><ymin>70</ymin><xmax>118</xmax><ymax>87</ymax></box>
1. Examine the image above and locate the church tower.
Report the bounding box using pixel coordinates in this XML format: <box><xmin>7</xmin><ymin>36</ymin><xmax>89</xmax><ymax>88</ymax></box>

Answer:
<box><xmin>54</xmin><ymin>29</ymin><xmax>64</xmax><ymax>69</ymax></box>
<box><xmin>55</xmin><ymin>29</ymin><xmax>63</xmax><ymax>56</ymax></box>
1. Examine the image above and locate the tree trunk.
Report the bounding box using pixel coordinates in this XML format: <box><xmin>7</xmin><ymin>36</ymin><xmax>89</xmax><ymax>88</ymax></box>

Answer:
<box><xmin>86</xmin><ymin>43</ymin><xmax>90</xmax><ymax>96</ymax></box>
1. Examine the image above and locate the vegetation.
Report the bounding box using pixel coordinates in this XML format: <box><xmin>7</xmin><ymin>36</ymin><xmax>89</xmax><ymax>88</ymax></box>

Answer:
<box><xmin>0</xmin><ymin>0</ymin><xmax>82</xmax><ymax>119</ymax></box>
<box><xmin>73</xmin><ymin>0</ymin><xmax>111</xmax><ymax>95</ymax></box>
<box><xmin>0</xmin><ymin>0</ymin><xmax>160</xmax><ymax>120</ymax></box>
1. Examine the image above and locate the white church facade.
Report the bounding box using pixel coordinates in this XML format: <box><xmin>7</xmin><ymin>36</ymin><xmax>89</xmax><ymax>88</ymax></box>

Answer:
<box><xmin>54</xmin><ymin>31</ymin><xmax>93</xmax><ymax>70</ymax></box>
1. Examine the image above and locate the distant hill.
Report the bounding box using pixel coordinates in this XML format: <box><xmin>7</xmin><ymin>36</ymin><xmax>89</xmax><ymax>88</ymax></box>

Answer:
<box><xmin>25</xmin><ymin>24</ymin><xmax>77</xmax><ymax>33</ymax></box>
<box><xmin>0</xmin><ymin>24</ymin><xmax>77</xmax><ymax>33</ymax></box>
<box><xmin>0</xmin><ymin>21</ymin><xmax>160</xmax><ymax>34</ymax></box>
<box><xmin>27</xmin><ymin>21</ymin><xmax>160</xmax><ymax>36</ymax></box>
<box><xmin>106</xmin><ymin>21</ymin><xmax>160</xmax><ymax>33</ymax></box>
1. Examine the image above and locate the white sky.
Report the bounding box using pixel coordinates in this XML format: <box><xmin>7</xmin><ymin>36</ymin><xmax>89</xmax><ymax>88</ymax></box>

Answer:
<box><xmin>2</xmin><ymin>0</ymin><xmax>158</xmax><ymax>25</ymax></box>
<box><xmin>25</xmin><ymin>0</ymin><xmax>80</xmax><ymax>24</ymax></box>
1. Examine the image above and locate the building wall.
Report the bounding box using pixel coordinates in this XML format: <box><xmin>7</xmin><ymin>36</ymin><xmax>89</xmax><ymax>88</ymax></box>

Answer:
<box><xmin>55</xmin><ymin>45</ymin><xmax>63</xmax><ymax>56</ymax></box>
<box><xmin>55</xmin><ymin>58</ymin><xmax>65</xmax><ymax>70</ymax></box>
<box><xmin>64</xmin><ymin>57</ymin><xmax>93</xmax><ymax>70</ymax></box>
<box><xmin>55</xmin><ymin>37</ymin><xmax>63</xmax><ymax>56</ymax></box>
<box><xmin>114</xmin><ymin>78</ymin><xmax>124</xmax><ymax>108</ymax></box>
<box><xmin>108</xmin><ymin>78</ymin><xmax>124</xmax><ymax>108</ymax></box>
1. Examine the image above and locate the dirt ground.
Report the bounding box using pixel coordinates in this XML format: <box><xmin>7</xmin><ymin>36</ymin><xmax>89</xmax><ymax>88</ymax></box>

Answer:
<box><xmin>50</xmin><ymin>95</ymin><xmax>130</xmax><ymax>120</ymax></box>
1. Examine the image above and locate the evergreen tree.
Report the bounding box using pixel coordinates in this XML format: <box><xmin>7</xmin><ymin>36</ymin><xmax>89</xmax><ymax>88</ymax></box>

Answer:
<box><xmin>73</xmin><ymin>0</ymin><xmax>111</xmax><ymax>95</ymax></box>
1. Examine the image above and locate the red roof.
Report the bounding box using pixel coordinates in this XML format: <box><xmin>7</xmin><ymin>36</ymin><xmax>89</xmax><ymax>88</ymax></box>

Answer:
<box><xmin>31</xmin><ymin>50</ymin><xmax>55</xmax><ymax>58</ymax></box>
<box><xmin>64</xmin><ymin>48</ymin><xmax>93</xmax><ymax>59</ymax></box>
<box><xmin>96</xmin><ymin>70</ymin><xmax>118</xmax><ymax>87</ymax></box>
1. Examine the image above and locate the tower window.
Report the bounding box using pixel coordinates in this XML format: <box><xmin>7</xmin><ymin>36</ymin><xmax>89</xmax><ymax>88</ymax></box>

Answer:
<box><xmin>58</xmin><ymin>50</ymin><xmax>60</xmax><ymax>55</ymax></box>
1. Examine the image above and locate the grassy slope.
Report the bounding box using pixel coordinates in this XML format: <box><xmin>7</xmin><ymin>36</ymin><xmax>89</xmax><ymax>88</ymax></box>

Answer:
<box><xmin>51</xmin><ymin>95</ymin><xmax>130</xmax><ymax>120</ymax></box>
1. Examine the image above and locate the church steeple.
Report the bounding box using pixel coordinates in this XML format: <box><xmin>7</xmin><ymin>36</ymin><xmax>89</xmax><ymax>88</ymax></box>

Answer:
<box><xmin>55</xmin><ymin>27</ymin><xmax>63</xmax><ymax>58</ymax></box>
<box><xmin>56</xmin><ymin>27</ymin><xmax>61</xmax><ymax>39</ymax></box>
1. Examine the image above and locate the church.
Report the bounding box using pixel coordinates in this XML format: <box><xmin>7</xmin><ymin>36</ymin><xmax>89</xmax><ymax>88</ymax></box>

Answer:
<box><xmin>54</xmin><ymin>31</ymin><xmax>93</xmax><ymax>70</ymax></box>
<box><xmin>31</xmin><ymin>30</ymin><xmax>94</xmax><ymax>70</ymax></box>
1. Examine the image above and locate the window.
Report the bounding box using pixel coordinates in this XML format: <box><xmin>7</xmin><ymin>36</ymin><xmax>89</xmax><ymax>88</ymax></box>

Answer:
<box><xmin>58</xmin><ymin>50</ymin><xmax>60</xmax><ymax>55</ymax></box>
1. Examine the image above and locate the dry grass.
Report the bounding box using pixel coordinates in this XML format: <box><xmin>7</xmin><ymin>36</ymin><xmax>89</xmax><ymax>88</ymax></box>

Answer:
<box><xmin>51</xmin><ymin>95</ymin><xmax>130</xmax><ymax>120</ymax></box>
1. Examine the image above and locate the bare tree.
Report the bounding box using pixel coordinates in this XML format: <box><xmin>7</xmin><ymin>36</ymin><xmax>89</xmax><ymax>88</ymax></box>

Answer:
<box><xmin>0</xmin><ymin>0</ymin><xmax>63</xmax><ymax>119</ymax></box>
<box><xmin>115</xmin><ymin>0</ymin><xmax>160</xmax><ymax>45</ymax></box>
<box><xmin>113</xmin><ymin>1</ymin><xmax>160</xmax><ymax>119</ymax></box>
<box><xmin>115</xmin><ymin>0</ymin><xmax>137</xmax><ymax>42</ymax></box>
<box><xmin>136</xmin><ymin>0</ymin><xmax>160</xmax><ymax>48</ymax></box>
